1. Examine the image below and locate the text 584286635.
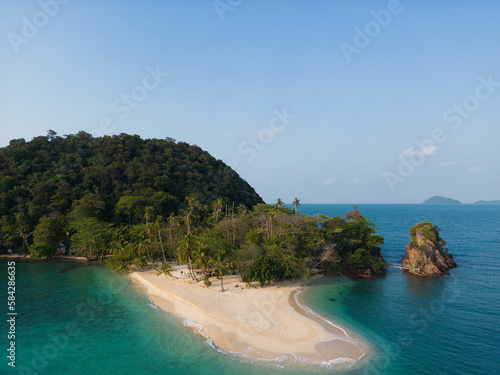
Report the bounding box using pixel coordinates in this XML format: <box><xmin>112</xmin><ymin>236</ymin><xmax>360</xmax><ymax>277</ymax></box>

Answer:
<box><xmin>7</xmin><ymin>261</ymin><xmax>16</xmax><ymax>368</ymax></box>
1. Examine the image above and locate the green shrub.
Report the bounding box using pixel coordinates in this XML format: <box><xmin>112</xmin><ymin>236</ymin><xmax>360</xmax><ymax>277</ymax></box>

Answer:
<box><xmin>409</xmin><ymin>222</ymin><xmax>447</xmax><ymax>253</ymax></box>
<box><xmin>203</xmin><ymin>275</ymin><xmax>211</xmax><ymax>287</ymax></box>
<box><xmin>29</xmin><ymin>245</ymin><xmax>56</xmax><ymax>258</ymax></box>
<box><xmin>248</xmin><ymin>255</ymin><xmax>283</xmax><ymax>286</ymax></box>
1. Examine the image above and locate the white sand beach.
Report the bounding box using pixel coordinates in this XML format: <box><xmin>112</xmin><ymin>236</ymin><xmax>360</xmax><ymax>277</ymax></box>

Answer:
<box><xmin>130</xmin><ymin>265</ymin><xmax>367</xmax><ymax>367</ymax></box>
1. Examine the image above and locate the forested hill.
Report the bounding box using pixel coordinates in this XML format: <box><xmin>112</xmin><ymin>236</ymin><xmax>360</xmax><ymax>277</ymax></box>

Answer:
<box><xmin>0</xmin><ymin>131</ymin><xmax>263</xmax><ymax>251</ymax></box>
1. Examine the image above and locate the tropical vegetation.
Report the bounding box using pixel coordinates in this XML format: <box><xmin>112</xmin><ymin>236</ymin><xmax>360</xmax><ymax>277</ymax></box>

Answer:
<box><xmin>0</xmin><ymin>132</ymin><xmax>387</xmax><ymax>282</ymax></box>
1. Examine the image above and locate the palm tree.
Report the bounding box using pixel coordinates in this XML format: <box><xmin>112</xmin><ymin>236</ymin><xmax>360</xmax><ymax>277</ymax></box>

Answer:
<box><xmin>202</xmin><ymin>204</ymin><xmax>209</xmax><ymax>221</ymax></box>
<box><xmin>110</xmin><ymin>224</ymin><xmax>127</xmax><ymax>254</ymax></box>
<box><xmin>133</xmin><ymin>254</ymin><xmax>148</xmax><ymax>268</ymax></box>
<box><xmin>167</xmin><ymin>213</ymin><xmax>177</xmax><ymax>240</ymax></box>
<box><xmin>212</xmin><ymin>198</ymin><xmax>224</xmax><ymax>224</ymax></box>
<box><xmin>132</xmin><ymin>238</ymin><xmax>149</xmax><ymax>269</ymax></box>
<box><xmin>156</xmin><ymin>262</ymin><xmax>178</xmax><ymax>279</ymax></box>
<box><xmin>267</xmin><ymin>211</ymin><xmax>276</xmax><ymax>238</ymax></box>
<box><xmin>292</xmin><ymin>198</ymin><xmax>301</xmax><ymax>214</ymax></box>
<box><xmin>236</xmin><ymin>204</ymin><xmax>247</xmax><ymax>216</ymax></box>
<box><xmin>209</xmin><ymin>250</ymin><xmax>231</xmax><ymax>292</ymax></box>
<box><xmin>136</xmin><ymin>238</ymin><xmax>153</xmax><ymax>265</ymax></box>
<box><xmin>177</xmin><ymin>235</ymin><xmax>198</xmax><ymax>281</ymax></box>
<box><xmin>275</xmin><ymin>198</ymin><xmax>284</xmax><ymax>210</ymax></box>
<box><xmin>155</xmin><ymin>215</ymin><xmax>167</xmax><ymax>263</ymax></box>
<box><xmin>18</xmin><ymin>224</ymin><xmax>31</xmax><ymax>254</ymax></box>
<box><xmin>144</xmin><ymin>206</ymin><xmax>154</xmax><ymax>225</ymax></box>
<box><xmin>144</xmin><ymin>206</ymin><xmax>154</xmax><ymax>245</ymax></box>
<box><xmin>185</xmin><ymin>197</ymin><xmax>199</xmax><ymax>235</ymax></box>
<box><xmin>192</xmin><ymin>240</ymin><xmax>209</xmax><ymax>276</ymax></box>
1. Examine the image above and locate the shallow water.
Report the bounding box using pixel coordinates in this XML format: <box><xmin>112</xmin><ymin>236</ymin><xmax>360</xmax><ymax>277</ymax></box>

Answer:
<box><xmin>1</xmin><ymin>204</ymin><xmax>499</xmax><ymax>374</ymax></box>
<box><xmin>299</xmin><ymin>204</ymin><xmax>500</xmax><ymax>375</ymax></box>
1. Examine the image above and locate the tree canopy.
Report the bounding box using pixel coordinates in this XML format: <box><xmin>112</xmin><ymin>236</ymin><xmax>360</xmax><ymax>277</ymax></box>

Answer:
<box><xmin>0</xmin><ymin>132</ymin><xmax>386</xmax><ymax>279</ymax></box>
<box><xmin>0</xmin><ymin>132</ymin><xmax>263</xmax><ymax>252</ymax></box>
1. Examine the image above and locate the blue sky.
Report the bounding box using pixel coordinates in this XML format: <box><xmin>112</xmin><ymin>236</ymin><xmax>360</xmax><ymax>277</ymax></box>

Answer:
<box><xmin>1</xmin><ymin>0</ymin><xmax>499</xmax><ymax>204</ymax></box>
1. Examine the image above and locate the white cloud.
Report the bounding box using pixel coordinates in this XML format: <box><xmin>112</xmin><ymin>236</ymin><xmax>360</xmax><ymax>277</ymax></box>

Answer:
<box><xmin>321</xmin><ymin>177</ymin><xmax>333</xmax><ymax>185</ymax></box>
<box><xmin>353</xmin><ymin>178</ymin><xmax>365</xmax><ymax>183</ymax></box>
<box><xmin>400</xmin><ymin>145</ymin><xmax>437</xmax><ymax>157</ymax></box>
<box><xmin>401</xmin><ymin>147</ymin><xmax>414</xmax><ymax>156</ymax></box>
<box><xmin>422</xmin><ymin>145</ymin><xmax>436</xmax><ymax>155</ymax></box>
<box><xmin>466</xmin><ymin>166</ymin><xmax>484</xmax><ymax>173</ymax></box>
<box><xmin>439</xmin><ymin>161</ymin><xmax>453</xmax><ymax>167</ymax></box>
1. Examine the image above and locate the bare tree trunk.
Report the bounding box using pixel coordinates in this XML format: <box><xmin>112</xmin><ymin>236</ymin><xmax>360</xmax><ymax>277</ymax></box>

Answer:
<box><xmin>225</xmin><ymin>204</ymin><xmax>229</xmax><ymax>242</ymax></box>
<box><xmin>158</xmin><ymin>227</ymin><xmax>166</xmax><ymax>263</ymax></box>
<box><xmin>146</xmin><ymin>249</ymin><xmax>154</xmax><ymax>265</ymax></box>
<box><xmin>231</xmin><ymin>202</ymin><xmax>235</xmax><ymax>252</ymax></box>
<box><xmin>188</xmin><ymin>258</ymin><xmax>198</xmax><ymax>282</ymax></box>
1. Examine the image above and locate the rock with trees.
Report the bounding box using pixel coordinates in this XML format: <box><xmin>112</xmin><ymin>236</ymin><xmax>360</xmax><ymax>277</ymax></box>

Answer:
<box><xmin>401</xmin><ymin>222</ymin><xmax>457</xmax><ymax>276</ymax></box>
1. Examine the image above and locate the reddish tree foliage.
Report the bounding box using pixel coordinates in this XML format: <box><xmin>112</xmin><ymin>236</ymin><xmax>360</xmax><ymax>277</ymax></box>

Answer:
<box><xmin>345</xmin><ymin>205</ymin><xmax>363</xmax><ymax>221</ymax></box>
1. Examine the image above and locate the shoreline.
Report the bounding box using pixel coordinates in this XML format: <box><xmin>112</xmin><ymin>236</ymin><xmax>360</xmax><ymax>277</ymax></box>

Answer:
<box><xmin>129</xmin><ymin>265</ymin><xmax>369</xmax><ymax>368</ymax></box>
<box><xmin>0</xmin><ymin>255</ymin><xmax>88</xmax><ymax>261</ymax></box>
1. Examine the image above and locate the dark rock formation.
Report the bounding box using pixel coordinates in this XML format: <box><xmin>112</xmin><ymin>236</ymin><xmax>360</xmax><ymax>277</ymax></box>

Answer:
<box><xmin>401</xmin><ymin>222</ymin><xmax>457</xmax><ymax>276</ymax></box>
<box><xmin>343</xmin><ymin>268</ymin><xmax>384</xmax><ymax>279</ymax></box>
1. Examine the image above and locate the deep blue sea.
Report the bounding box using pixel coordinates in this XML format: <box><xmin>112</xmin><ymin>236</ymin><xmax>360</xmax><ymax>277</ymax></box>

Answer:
<box><xmin>1</xmin><ymin>204</ymin><xmax>499</xmax><ymax>375</ymax></box>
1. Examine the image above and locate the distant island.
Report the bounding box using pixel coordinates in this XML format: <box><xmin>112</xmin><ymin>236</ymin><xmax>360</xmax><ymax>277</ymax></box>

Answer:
<box><xmin>422</xmin><ymin>196</ymin><xmax>462</xmax><ymax>205</ymax></box>
<box><xmin>422</xmin><ymin>196</ymin><xmax>500</xmax><ymax>204</ymax></box>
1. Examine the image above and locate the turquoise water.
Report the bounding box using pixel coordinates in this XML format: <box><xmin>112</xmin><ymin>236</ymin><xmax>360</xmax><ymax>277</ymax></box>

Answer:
<box><xmin>1</xmin><ymin>204</ymin><xmax>499</xmax><ymax>374</ymax></box>
<box><xmin>298</xmin><ymin>204</ymin><xmax>500</xmax><ymax>375</ymax></box>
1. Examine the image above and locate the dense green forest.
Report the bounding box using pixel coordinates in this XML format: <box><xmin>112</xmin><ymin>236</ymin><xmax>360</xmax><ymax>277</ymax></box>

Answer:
<box><xmin>105</xmin><ymin>202</ymin><xmax>386</xmax><ymax>281</ymax></box>
<box><xmin>0</xmin><ymin>131</ymin><xmax>386</xmax><ymax>279</ymax></box>
<box><xmin>0</xmin><ymin>131</ymin><xmax>263</xmax><ymax>253</ymax></box>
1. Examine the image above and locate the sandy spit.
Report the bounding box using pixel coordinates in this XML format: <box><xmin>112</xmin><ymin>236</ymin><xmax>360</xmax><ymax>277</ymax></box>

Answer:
<box><xmin>129</xmin><ymin>265</ymin><xmax>368</xmax><ymax>368</ymax></box>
